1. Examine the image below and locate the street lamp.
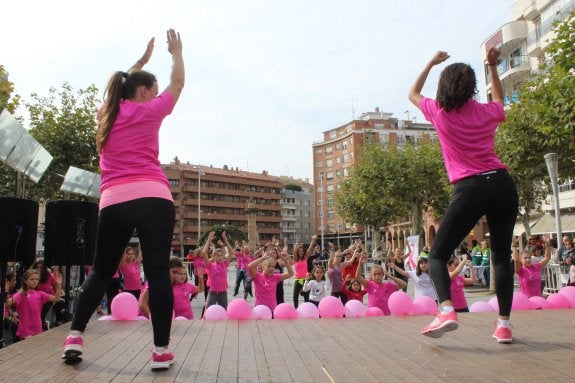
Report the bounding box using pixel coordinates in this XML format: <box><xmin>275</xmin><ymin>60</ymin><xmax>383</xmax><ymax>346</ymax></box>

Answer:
<box><xmin>544</xmin><ymin>153</ymin><xmax>562</xmax><ymax>242</ymax></box>
<box><xmin>193</xmin><ymin>165</ymin><xmax>205</xmax><ymax>247</ymax></box>
<box><xmin>319</xmin><ymin>172</ymin><xmax>325</xmax><ymax>253</ymax></box>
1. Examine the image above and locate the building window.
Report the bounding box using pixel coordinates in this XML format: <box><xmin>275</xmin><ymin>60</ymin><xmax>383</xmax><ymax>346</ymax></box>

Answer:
<box><xmin>327</xmin><ymin>211</ymin><xmax>335</xmax><ymax>219</ymax></box>
<box><xmin>326</xmin><ymin>171</ymin><xmax>333</xmax><ymax>180</ymax></box>
<box><xmin>325</xmin><ymin>146</ymin><xmax>333</xmax><ymax>154</ymax></box>
<box><xmin>326</xmin><ymin>159</ymin><xmax>333</xmax><ymax>168</ymax></box>
<box><xmin>327</xmin><ymin>198</ymin><xmax>334</xmax><ymax>206</ymax></box>
<box><xmin>335</xmin><ymin>143</ymin><xmax>340</xmax><ymax>150</ymax></box>
<box><xmin>329</xmin><ymin>131</ymin><xmax>337</xmax><ymax>140</ymax></box>
<box><xmin>326</xmin><ymin>185</ymin><xmax>334</xmax><ymax>194</ymax></box>
<box><xmin>335</xmin><ymin>157</ymin><xmax>340</xmax><ymax>164</ymax></box>
<box><xmin>315</xmin><ymin>161</ymin><xmax>323</xmax><ymax>168</ymax></box>
<box><xmin>315</xmin><ymin>148</ymin><xmax>324</xmax><ymax>155</ymax></box>
<box><xmin>342</xmin><ymin>141</ymin><xmax>348</xmax><ymax>150</ymax></box>
<box><xmin>342</xmin><ymin>154</ymin><xmax>349</xmax><ymax>163</ymax></box>
<box><xmin>169</xmin><ymin>179</ymin><xmax>180</xmax><ymax>187</ymax></box>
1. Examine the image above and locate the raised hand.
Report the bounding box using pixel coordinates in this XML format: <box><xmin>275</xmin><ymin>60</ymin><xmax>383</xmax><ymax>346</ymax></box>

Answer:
<box><xmin>166</xmin><ymin>28</ymin><xmax>182</xmax><ymax>56</ymax></box>
<box><xmin>430</xmin><ymin>51</ymin><xmax>450</xmax><ymax>66</ymax></box>
<box><xmin>486</xmin><ymin>47</ymin><xmax>500</xmax><ymax>65</ymax></box>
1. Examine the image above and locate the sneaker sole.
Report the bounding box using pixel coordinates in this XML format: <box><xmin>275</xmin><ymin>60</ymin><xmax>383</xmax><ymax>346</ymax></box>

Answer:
<box><xmin>151</xmin><ymin>360</ymin><xmax>174</xmax><ymax>370</ymax></box>
<box><xmin>62</xmin><ymin>350</ymin><xmax>83</xmax><ymax>364</ymax></box>
<box><xmin>493</xmin><ymin>335</ymin><xmax>513</xmax><ymax>344</ymax></box>
<box><xmin>421</xmin><ymin>320</ymin><xmax>459</xmax><ymax>338</ymax></box>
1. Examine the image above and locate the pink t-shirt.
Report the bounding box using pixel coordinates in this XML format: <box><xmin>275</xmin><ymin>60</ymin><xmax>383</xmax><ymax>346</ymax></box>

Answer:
<box><xmin>294</xmin><ymin>260</ymin><xmax>308</xmax><ymax>279</ymax></box>
<box><xmin>450</xmin><ymin>276</ymin><xmax>468</xmax><ymax>310</ymax></box>
<box><xmin>516</xmin><ymin>263</ymin><xmax>542</xmax><ymax>298</ymax></box>
<box><xmin>36</xmin><ymin>273</ymin><xmax>56</xmax><ymax>295</ymax></box>
<box><xmin>236</xmin><ymin>252</ymin><xmax>252</xmax><ymax>270</ymax></box>
<box><xmin>193</xmin><ymin>256</ymin><xmax>206</xmax><ymax>276</ymax></box>
<box><xmin>119</xmin><ymin>261</ymin><xmax>142</xmax><ymax>291</ymax></box>
<box><xmin>13</xmin><ymin>290</ymin><xmax>52</xmax><ymax>338</ymax></box>
<box><xmin>365</xmin><ymin>280</ymin><xmax>397</xmax><ymax>315</ymax></box>
<box><xmin>206</xmin><ymin>261</ymin><xmax>229</xmax><ymax>292</ymax></box>
<box><xmin>173</xmin><ymin>282</ymin><xmax>199</xmax><ymax>319</ymax></box>
<box><xmin>99</xmin><ymin>90</ymin><xmax>175</xmax><ymax>192</ymax></box>
<box><xmin>419</xmin><ymin>97</ymin><xmax>507</xmax><ymax>184</ymax></box>
<box><xmin>253</xmin><ymin>273</ymin><xmax>282</xmax><ymax>311</ymax></box>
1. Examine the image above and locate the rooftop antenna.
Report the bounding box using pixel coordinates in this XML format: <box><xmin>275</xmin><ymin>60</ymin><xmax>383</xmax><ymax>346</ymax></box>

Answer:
<box><xmin>350</xmin><ymin>89</ymin><xmax>356</xmax><ymax>120</ymax></box>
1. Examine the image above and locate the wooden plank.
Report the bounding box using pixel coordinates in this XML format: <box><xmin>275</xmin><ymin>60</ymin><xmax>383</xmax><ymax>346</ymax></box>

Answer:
<box><xmin>256</xmin><ymin>320</ymin><xmax>293</xmax><ymax>383</ymax></box>
<box><xmin>236</xmin><ymin>320</ymin><xmax>261</xmax><ymax>383</ymax></box>
<box><xmin>195</xmin><ymin>321</ymin><xmax>227</xmax><ymax>383</ymax></box>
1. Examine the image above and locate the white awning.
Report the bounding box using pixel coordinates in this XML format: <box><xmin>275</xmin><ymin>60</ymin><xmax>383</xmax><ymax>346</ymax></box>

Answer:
<box><xmin>530</xmin><ymin>212</ymin><xmax>575</xmax><ymax>235</ymax></box>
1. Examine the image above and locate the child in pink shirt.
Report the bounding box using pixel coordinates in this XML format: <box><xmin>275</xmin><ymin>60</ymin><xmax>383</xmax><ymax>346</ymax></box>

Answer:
<box><xmin>249</xmin><ymin>247</ymin><xmax>294</xmax><ymax>312</ymax></box>
<box><xmin>447</xmin><ymin>255</ymin><xmax>477</xmax><ymax>312</ymax></box>
<box><xmin>9</xmin><ymin>269</ymin><xmax>61</xmax><ymax>339</ymax></box>
<box><xmin>513</xmin><ymin>234</ymin><xmax>551</xmax><ymax>297</ymax></box>
<box><xmin>118</xmin><ymin>246</ymin><xmax>143</xmax><ymax>300</ymax></box>
<box><xmin>356</xmin><ymin>253</ymin><xmax>406</xmax><ymax>315</ymax></box>
<box><xmin>203</xmin><ymin>231</ymin><xmax>235</xmax><ymax>309</ymax></box>
<box><xmin>173</xmin><ymin>263</ymin><xmax>203</xmax><ymax>319</ymax></box>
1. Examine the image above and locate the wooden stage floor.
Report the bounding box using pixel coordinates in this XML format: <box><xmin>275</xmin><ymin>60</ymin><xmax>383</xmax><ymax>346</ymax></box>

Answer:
<box><xmin>1</xmin><ymin>309</ymin><xmax>574</xmax><ymax>383</ymax></box>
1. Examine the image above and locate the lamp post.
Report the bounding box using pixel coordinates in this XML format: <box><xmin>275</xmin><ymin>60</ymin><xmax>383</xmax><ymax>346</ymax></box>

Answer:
<box><xmin>319</xmin><ymin>173</ymin><xmax>325</xmax><ymax>253</ymax></box>
<box><xmin>544</xmin><ymin>153</ymin><xmax>562</xmax><ymax>242</ymax></box>
<box><xmin>194</xmin><ymin>165</ymin><xmax>204</xmax><ymax>247</ymax></box>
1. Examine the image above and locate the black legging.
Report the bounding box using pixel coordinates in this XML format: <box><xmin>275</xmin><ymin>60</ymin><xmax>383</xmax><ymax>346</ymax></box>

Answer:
<box><xmin>71</xmin><ymin>198</ymin><xmax>175</xmax><ymax>347</ymax></box>
<box><xmin>293</xmin><ymin>280</ymin><xmax>304</xmax><ymax>308</ymax></box>
<box><xmin>105</xmin><ymin>278</ymin><xmax>121</xmax><ymax>315</ymax></box>
<box><xmin>428</xmin><ymin>170</ymin><xmax>518</xmax><ymax>317</ymax></box>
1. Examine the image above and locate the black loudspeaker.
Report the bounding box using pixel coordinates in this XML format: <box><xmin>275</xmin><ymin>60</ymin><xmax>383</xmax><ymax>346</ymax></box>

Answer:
<box><xmin>0</xmin><ymin>197</ymin><xmax>39</xmax><ymax>265</ymax></box>
<box><xmin>44</xmin><ymin>200</ymin><xmax>98</xmax><ymax>266</ymax></box>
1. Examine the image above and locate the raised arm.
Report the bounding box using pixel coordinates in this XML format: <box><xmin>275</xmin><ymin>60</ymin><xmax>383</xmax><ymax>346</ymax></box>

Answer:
<box><xmin>486</xmin><ymin>47</ymin><xmax>503</xmax><ymax>105</ymax></box>
<box><xmin>248</xmin><ymin>256</ymin><xmax>267</xmax><ymax>279</ymax></box>
<box><xmin>512</xmin><ymin>236</ymin><xmax>522</xmax><ymax>273</ymax></box>
<box><xmin>388</xmin><ymin>262</ymin><xmax>408</xmax><ymax>277</ymax></box>
<box><xmin>279</xmin><ymin>250</ymin><xmax>294</xmax><ymax>281</ymax></box>
<box><xmin>164</xmin><ymin>29</ymin><xmax>185</xmax><ymax>103</ymax></box>
<box><xmin>408</xmin><ymin>51</ymin><xmax>450</xmax><ymax>107</ymax></box>
<box><xmin>129</xmin><ymin>37</ymin><xmax>154</xmax><ymax>73</ymax></box>
<box><xmin>540</xmin><ymin>233</ymin><xmax>552</xmax><ymax>269</ymax></box>
<box><xmin>203</xmin><ymin>231</ymin><xmax>216</xmax><ymax>265</ymax></box>
<box><xmin>386</xmin><ymin>268</ymin><xmax>407</xmax><ymax>290</ymax></box>
<box><xmin>356</xmin><ymin>253</ymin><xmax>368</xmax><ymax>287</ymax></box>
<box><xmin>449</xmin><ymin>255</ymin><xmax>468</xmax><ymax>279</ymax></box>
<box><xmin>221</xmin><ymin>231</ymin><xmax>235</xmax><ymax>262</ymax></box>
<box><xmin>306</xmin><ymin>235</ymin><xmax>317</xmax><ymax>258</ymax></box>
<box><xmin>196</xmin><ymin>269</ymin><xmax>205</xmax><ymax>293</ymax></box>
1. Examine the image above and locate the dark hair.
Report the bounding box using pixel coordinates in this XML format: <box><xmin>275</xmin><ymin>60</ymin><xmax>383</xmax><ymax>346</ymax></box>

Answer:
<box><xmin>96</xmin><ymin>70</ymin><xmax>157</xmax><ymax>152</ymax></box>
<box><xmin>436</xmin><ymin>63</ymin><xmax>478</xmax><ymax>112</ymax></box>
<box><xmin>447</xmin><ymin>256</ymin><xmax>458</xmax><ymax>267</ymax></box>
<box><xmin>31</xmin><ymin>260</ymin><xmax>51</xmax><ymax>283</ymax></box>
<box><xmin>416</xmin><ymin>257</ymin><xmax>428</xmax><ymax>277</ymax></box>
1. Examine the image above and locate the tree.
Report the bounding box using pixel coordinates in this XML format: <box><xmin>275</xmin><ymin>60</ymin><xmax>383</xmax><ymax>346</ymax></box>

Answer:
<box><xmin>0</xmin><ymin>65</ymin><xmax>22</xmax><ymax>197</ymax></box>
<box><xmin>496</xmin><ymin>11</ymin><xmax>575</xmax><ymax>237</ymax></box>
<box><xmin>198</xmin><ymin>224</ymin><xmax>247</xmax><ymax>247</ymax></box>
<box><xmin>335</xmin><ymin>141</ymin><xmax>450</xmax><ymax>247</ymax></box>
<box><xmin>284</xmin><ymin>184</ymin><xmax>303</xmax><ymax>192</ymax></box>
<box><xmin>24</xmin><ymin>83</ymin><xmax>100</xmax><ymax>201</ymax></box>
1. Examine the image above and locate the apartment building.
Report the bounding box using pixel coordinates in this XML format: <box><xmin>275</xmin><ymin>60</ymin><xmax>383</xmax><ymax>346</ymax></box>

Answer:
<box><xmin>312</xmin><ymin>108</ymin><xmax>436</xmax><ymax>249</ymax></box>
<box><xmin>481</xmin><ymin>0</ymin><xmax>575</xmax><ymax>236</ymax></box>
<box><xmin>279</xmin><ymin>177</ymin><xmax>314</xmax><ymax>245</ymax></box>
<box><xmin>163</xmin><ymin>159</ymin><xmax>282</xmax><ymax>254</ymax></box>
<box><xmin>481</xmin><ymin>0</ymin><xmax>575</xmax><ymax>105</ymax></box>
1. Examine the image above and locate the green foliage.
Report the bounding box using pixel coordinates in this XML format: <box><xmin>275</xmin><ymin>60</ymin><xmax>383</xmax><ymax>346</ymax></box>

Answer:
<box><xmin>0</xmin><ymin>65</ymin><xmax>21</xmax><ymax>114</ymax></box>
<box><xmin>284</xmin><ymin>184</ymin><xmax>303</xmax><ymax>192</ymax></box>
<box><xmin>334</xmin><ymin>141</ymin><xmax>450</xmax><ymax>236</ymax></box>
<box><xmin>24</xmin><ymin>83</ymin><xmax>100</xmax><ymax>201</ymax></box>
<box><xmin>198</xmin><ymin>224</ymin><xmax>247</xmax><ymax>247</ymax></box>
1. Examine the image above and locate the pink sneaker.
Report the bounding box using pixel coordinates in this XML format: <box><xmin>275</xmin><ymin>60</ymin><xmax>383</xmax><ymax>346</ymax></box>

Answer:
<box><xmin>492</xmin><ymin>326</ymin><xmax>513</xmax><ymax>344</ymax></box>
<box><xmin>62</xmin><ymin>336</ymin><xmax>83</xmax><ymax>363</ymax></box>
<box><xmin>151</xmin><ymin>351</ymin><xmax>175</xmax><ymax>370</ymax></box>
<box><xmin>421</xmin><ymin>310</ymin><xmax>459</xmax><ymax>338</ymax></box>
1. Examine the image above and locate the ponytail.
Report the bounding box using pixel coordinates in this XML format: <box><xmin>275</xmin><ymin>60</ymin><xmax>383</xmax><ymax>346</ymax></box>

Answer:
<box><xmin>96</xmin><ymin>70</ymin><xmax>157</xmax><ymax>152</ymax></box>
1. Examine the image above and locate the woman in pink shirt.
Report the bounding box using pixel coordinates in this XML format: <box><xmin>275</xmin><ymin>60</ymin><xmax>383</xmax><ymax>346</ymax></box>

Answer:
<box><xmin>32</xmin><ymin>260</ymin><xmax>61</xmax><ymax>330</ymax></box>
<box><xmin>118</xmin><ymin>246</ymin><xmax>143</xmax><ymax>300</ymax></box>
<box><xmin>249</xmin><ymin>247</ymin><xmax>294</xmax><ymax>313</ymax></box>
<box><xmin>203</xmin><ymin>231</ymin><xmax>235</xmax><ymax>310</ymax></box>
<box><xmin>292</xmin><ymin>237</ymin><xmax>316</xmax><ymax>308</ymax></box>
<box><xmin>513</xmin><ymin>234</ymin><xmax>551</xmax><ymax>297</ymax></box>
<box><xmin>64</xmin><ymin>30</ymin><xmax>185</xmax><ymax>370</ymax></box>
<box><xmin>409</xmin><ymin>48</ymin><xmax>518</xmax><ymax>343</ymax></box>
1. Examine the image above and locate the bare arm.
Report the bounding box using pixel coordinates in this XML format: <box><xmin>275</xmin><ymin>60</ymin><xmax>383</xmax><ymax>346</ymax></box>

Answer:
<box><xmin>512</xmin><ymin>236</ymin><xmax>522</xmax><ymax>273</ymax></box>
<box><xmin>356</xmin><ymin>254</ymin><xmax>368</xmax><ymax>287</ymax></box>
<box><xmin>164</xmin><ymin>29</ymin><xmax>185</xmax><ymax>103</ymax></box>
<box><xmin>540</xmin><ymin>233</ymin><xmax>552</xmax><ymax>269</ymax></box>
<box><xmin>408</xmin><ymin>51</ymin><xmax>450</xmax><ymax>107</ymax></box>
<box><xmin>388</xmin><ymin>262</ymin><xmax>408</xmax><ymax>277</ymax></box>
<box><xmin>128</xmin><ymin>38</ymin><xmax>154</xmax><ymax>73</ymax></box>
<box><xmin>486</xmin><ymin>47</ymin><xmax>503</xmax><ymax>105</ymax></box>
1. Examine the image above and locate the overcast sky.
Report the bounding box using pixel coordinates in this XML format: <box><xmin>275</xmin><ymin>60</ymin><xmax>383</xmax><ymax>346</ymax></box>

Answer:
<box><xmin>1</xmin><ymin>0</ymin><xmax>514</xmax><ymax>182</ymax></box>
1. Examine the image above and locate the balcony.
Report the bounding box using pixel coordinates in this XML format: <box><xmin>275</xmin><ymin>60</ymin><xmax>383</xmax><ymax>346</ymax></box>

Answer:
<box><xmin>486</xmin><ymin>55</ymin><xmax>531</xmax><ymax>85</ymax></box>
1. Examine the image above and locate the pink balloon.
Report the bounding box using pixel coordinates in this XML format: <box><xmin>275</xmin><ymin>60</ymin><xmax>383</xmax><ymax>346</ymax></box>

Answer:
<box><xmin>297</xmin><ymin>302</ymin><xmax>320</xmax><ymax>319</ymax></box>
<box><xmin>529</xmin><ymin>296</ymin><xmax>553</xmax><ymax>310</ymax></box>
<box><xmin>227</xmin><ymin>298</ymin><xmax>252</xmax><ymax>320</ymax></box>
<box><xmin>388</xmin><ymin>291</ymin><xmax>412</xmax><ymax>316</ymax></box>
<box><xmin>251</xmin><ymin>305</ymin><xmax>273</xmax><ymax>320</ymax></box>
<box><xmin>273</xmin><ymin>303</ymin><xmax>298</xmax><ymax>319</ymax></box>
<box><xmin>413</xmin><ymin>296</ymin><xmax>438</xmax><ymax>315</ymax></box>
<box><xmin>174</xmin><ymin>316</ymin><xmax>188</xmax><ymax>321</ymax></box>
<box><xmin>470</xmin><ymin>301</ymin><xmax>494</xmax><ymax>313</ymax></box>
<box><xmin>135</xmin><ymin>315</ymin><xmax>149</xmax><ymax>320</ymax></box>
<box><xmin>344</xmin><ymin>299</ymin><xmax>366</xmax><ymax>318</ymax></box>
<box><xmin>111</xmin><ymin>292</ymin><xmax>139</xmax><ymax>320</ymax></box>
<box><xmin>318</xmin><ymin>296</ymin><xmax>345</xmax><ymax>318</ymax></box>
<box><xmin>409</xmin><ymin>302</ymin><xmax>426</xmax><ymax>315</ymax></box>
<box><xmin>98</xmin><ymin>315</ymin><xmax>115</xmax><ymax>321</ymax></box>
<box><xmin>205</xmin><ymin>304</ymin><xmax>229</xmax><ymax>320</ymax></box>
<box><xmin>512</xmin><ymin>292</ymin><xmax>534</xmax><ymax>310</ymax></box>
<box><xmin>365</xmin><ymin>307</ymin><xmax>384</xmax><ymax>317</ymax></box>
<box><xmin>547</xmin><ymin>293</ymin><xmax>571</xmax><ymax>309</ymax></box>
<box><xmin>488</xmin><ymin>296</ymin><xmax>499</xmax><ymax>311</ymax></box>
<box><xmin>558</xmin><ymin>286</ymin><xmax>575</xmax><ymax>307</ymax></box>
